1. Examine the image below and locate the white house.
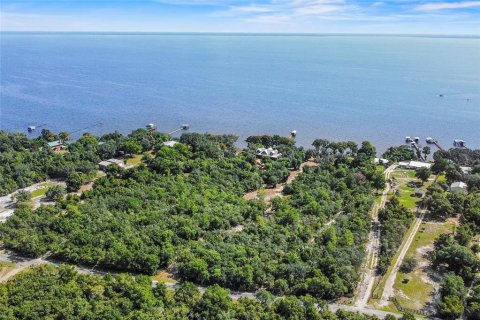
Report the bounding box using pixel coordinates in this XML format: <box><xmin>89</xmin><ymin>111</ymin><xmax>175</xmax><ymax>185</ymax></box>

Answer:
<box><xmin>99</xmin><ymin>158</ymin><xmax>126</xmax><ymax>171</ymax></box>
<box><xmin>398</xmin><ymin>160</ymin><xmax>432</xmax><ymax>170</ymax></box>
<box><xmin>450</xmin><ymin>182</ymin><xmax>468</xmax><ymax>193</ymax></box>
<box><xmin>460</xmin><ymin>166</ymin><xmax>472</xmax><ymax>174</ymax></box>
<box><xmin>98</xmin><ymin>160</ymin><xmax>113</xmax><ymax>171</ymax></box>
<box><xmin>255</xmin><ymin>147</ymin><xmax>282</xmax><ymax>160</ymax></box>
<box><xmin>374</xmin><ymin>158</ymin><xmax>389</xmax><ymax>165</ymax></box>
<box><xmin>163</xmin><ymin>141</ymin><xmax>178</xmax><ymax>147</ymax></box>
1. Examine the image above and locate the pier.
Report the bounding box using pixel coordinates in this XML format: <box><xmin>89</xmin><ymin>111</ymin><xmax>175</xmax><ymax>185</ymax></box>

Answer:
<box><xmin>425</xmin><ymin>137</ymin><xmax>443</xmax><ymax>151</ymax></box>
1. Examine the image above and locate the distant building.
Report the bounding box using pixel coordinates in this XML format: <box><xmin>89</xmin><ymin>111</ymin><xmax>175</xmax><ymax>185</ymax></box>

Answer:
<box><xmin>256</xmin><ymin>147</ymin><xmax>282</xmax><ymax>160</ymax></box>
<box><xmin>98</xmin><ymin>161</ymin><xmax>113</xmax><ymax>171</ymax></box>
<box><xmin>398</xmin><ymin>160</ymin><xmax>432</xmax><ymax>170</ymax></box>
<box><xmin>450</xmin><ymin>182</ymin><xmax>468</xmax><ymax>193</ymax></box>
<box><xmin>374</xmin><ymin>158</ymin><xmax>389</xmax><ymax>165</ymax></box>
<box><xmin>163</xmin><ymin>141</ymin><xmax>178</xmax><ymax>147</ymax></box>
<box><xmin>47</xmin><ymin>140</ymin><xmax>64</xmax><ymax>151</ymax></box>
<box><xmin>98</xmin><ymin>158</ymin><xmax>126</xmax><ymax>171</ymax></box>
<box><xmin>460</xmin><ymin>166</ymin><xmax>472</xmax><ymax>174</ymax></box>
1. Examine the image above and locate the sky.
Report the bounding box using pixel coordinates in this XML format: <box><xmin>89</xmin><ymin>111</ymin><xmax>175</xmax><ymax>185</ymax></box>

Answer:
<box><xmin>1</xmin><ymin>0</ymin><xmax>480</xmax><ymax>34</ymax></box>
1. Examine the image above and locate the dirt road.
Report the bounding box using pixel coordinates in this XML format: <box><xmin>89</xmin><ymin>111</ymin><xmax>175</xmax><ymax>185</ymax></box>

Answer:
<box><xmin>354</xmin><ymin>164</ymin><xmax>397</xmax><ymax>308</ymax></box>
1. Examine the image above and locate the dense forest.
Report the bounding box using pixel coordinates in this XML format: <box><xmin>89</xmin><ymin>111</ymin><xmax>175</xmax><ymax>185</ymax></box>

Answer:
<box><xmin>0</xmin><ymin>263</ymin><xmax>401</xmax><ymax>320</ymax></box>
<box><xmin>423</xmin><ymin>148</ymin><xmax>480</xmax><ymax>319</ymax></box>
<box><xmin>0</xmin><ymin>129</ymin><xmax>384</xmax><ymax>302</ymax></box>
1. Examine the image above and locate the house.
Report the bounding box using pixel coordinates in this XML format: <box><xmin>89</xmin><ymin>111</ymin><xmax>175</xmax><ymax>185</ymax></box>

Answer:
<box><xmin>163</xmin><ymin>141</ymin><xmax>178</xmax><ymax>147</ymax></box>
<box><xmin>374</xmin><ymin>158</ymin><xmax>389</xmax><ymax>165</ymax></box>
<box><xmin>47</xmin><ymin>140</ymin><xmax>64</xmax><ymax>151</ymax></box>
<box><xmin>98</xmin><ymin>158</ymin><xmax>126</xmax><ymax>171</ymax></box>
<box><xmin>450</xmin><ymin>182</ymin><xmax>468</xmax><ymax>193</ymax></box>
<box><xmin>398</xmin><ymin>160</ymin><xmax>432</xmax><ymax>170</ymax></box>
<box><xmin>107</xmin><ymin>158</ymin><xmax>125</xmax><ymax>167</ymax></box>
<box><xmin>460</xmin><ymin>166</ymin><xmax>472</xmax><ymax>174</ymax></box>
<box><xmin>255</xmin><ymin>147</ymin><xmax>282</xmax><ymax>160</ymax></box>
<box><xmin>98</xmin><ymin>161</ymin><xmax>113</xmax><ymax>171</ymax></box>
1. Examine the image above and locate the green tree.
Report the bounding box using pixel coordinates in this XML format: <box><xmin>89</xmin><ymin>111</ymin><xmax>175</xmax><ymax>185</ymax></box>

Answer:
<box><xmin>422</xmin><ymin>146</ymin><xmax>431</xmax><ymax>160</ymax></box>
<box><xmin>438</xmin><ymin>295</ymin><xmax>465</xmax><ymax>319</ymax></box>
<box><xmin>66</xmin><ymin>173</ymin><xmax>85</xmax><ymax>192</ymax></box>
<box><xmin>13</xmin><ymin>190</ymin><xmax>32</xmax><ymax>202</ymax></box>
<box><xmin>45</xmin><ymin>185</ymin><xmax>66</xmax><ymax>201</ymax></box>
<box><xmin>415</xmin><ymin>167</ymin><xmax>431</xmax><ymax>183</ymax></box>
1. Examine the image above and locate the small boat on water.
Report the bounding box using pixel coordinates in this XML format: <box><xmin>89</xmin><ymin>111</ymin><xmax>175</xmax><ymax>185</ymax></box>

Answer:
<box><xmin>426</xmin><ymin>137</ymin><xmax>434</xmax><ymax>144</ymax></box>
<box><xmin>27</xmin><ymin>126</ymin><xmax>36</xmax><ymax>132</ymax></box>
<box><xmin>405</xmin><ymin>136</ymin><xmax>413</xmax><ymax>143</ymax></box>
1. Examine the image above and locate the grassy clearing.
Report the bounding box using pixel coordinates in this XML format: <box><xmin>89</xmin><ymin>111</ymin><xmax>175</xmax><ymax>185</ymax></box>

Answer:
<box><xmin>126</xmin><ymin>154</ymin><xmax>143</xmax><ymax>166</ymax></box>
<box><xmin>30</xmin><ymin>182</ymin><xmax>54</xmax><ymax>198</ymax></box>
<box><xmin>392</xmin><ymin>217</ymin><xmax>456</xmax><ymax>310</ymax></box>
<box><xmin>0</xmin><ymin>260</ymin><xmax>16</xmax><ymax>278</ymax></box>
<box><xmin>397</xmin><ymin>185</ymin><xmax>419</xmax><ymax>210</ymax></box>
<box><xmin>152</xmin><ymin>271</ymin><xmax>177</xmax><ymax>284</ymax></box>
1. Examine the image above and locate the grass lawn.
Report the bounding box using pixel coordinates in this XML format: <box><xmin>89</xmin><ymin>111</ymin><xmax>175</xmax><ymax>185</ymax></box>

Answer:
<box><xmin>397</xmin><ymin>185</ymin><xmax>420</xmax><ymax>210</ymax></box>
<box><xmin>392</xmin><ymin>217</ymin><xmax>457</xmax><ymax>310</ymax></box>
<box><xmin>152</xmin><ymin>271</ymin><xmax>177</xmax><ymax>284</ymax></box>
<box><xmin>0</xmin><ymin>260</ymin><xmax>15</xmax><ymax>278</ymax></box>
<box><xmin>30</xmin><ymin>182</ymin><xmax>55</xmax><ymax>198</ymax></box>
<box><xmin>126</xmin><ymin>154</ymin><xmax>143</xmax><ymax>166</ymax></box>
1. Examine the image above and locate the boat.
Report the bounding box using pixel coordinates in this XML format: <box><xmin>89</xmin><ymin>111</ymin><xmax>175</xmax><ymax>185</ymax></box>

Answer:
<box><xmin>405</xmin><ymin>136</ymin><xmax>413</xmax><ymax>143</ymax></box>
<box><xmin>425</xmin><ymin>137</ymin><xmax>434</xmax><ymax>144</ymax></box>
<box><xmin>27</xmin><ymin>126</ymin><xmax>36</xmax><ymax>132</ymax></box>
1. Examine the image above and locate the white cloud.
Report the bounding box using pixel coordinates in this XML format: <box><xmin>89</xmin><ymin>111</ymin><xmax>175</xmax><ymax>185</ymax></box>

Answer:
<box><xmin>415</xmin><ymin>1</ymin><xmax>480</xmax><ymax>11</ymax></box>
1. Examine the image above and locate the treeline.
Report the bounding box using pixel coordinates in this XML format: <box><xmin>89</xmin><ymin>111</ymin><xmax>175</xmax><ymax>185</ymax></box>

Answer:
<box><xmin>425</xmin><ymin>184</ymin><xmax>480</xmax><ymax>319</ymax></box>
<box><xmin>0</xmin><ymin>128</ymin><xmax>171</xmax><ymax>195</ymax></box>
<box><xmin>0</xmin><ymin>264</ymin><xmax>387</xmax><ymax>320</ymax></box>
<box><xmin>0</xmin><ymin>130</ymin><xmax>383</xmax><ymax>301</ymax></box>
<box><xmin>431</xmin><ymin>148</ymin><xmax>480</xmax><ymax>192</ymax></box>
<box><xmin>377</xmin><ymin>197</ymin><xmax>415</xmax><ymax>274</ymax></box>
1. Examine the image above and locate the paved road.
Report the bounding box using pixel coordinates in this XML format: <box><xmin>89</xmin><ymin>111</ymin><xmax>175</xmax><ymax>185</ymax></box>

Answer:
<box><xmin>354</xmin><ymin>165</ymin><xmax>397</xmax><ymax>308</ymax></box>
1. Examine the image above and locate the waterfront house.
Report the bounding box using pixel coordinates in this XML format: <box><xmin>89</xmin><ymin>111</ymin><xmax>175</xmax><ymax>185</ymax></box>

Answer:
<box><xmin>374</xmin><ymin>158</ymin><xmax>389</xmax><ymax>165</ymax></box>
<box><xmin>163</xmin><ymin>141</ymin><xmax>178</xmax><ymax>147</ymax></box>
<box><xmin>256</xmin><ymin>147</ymin><xmax>282</xmax><ymax>160</ymax></box>
<box><xmin>398</xmin><ymin>160</ymin><xmax>432</xmax><ymax>170</ymax></box>
<box><xmin>47</xmin><ymin>140</ymin><xmax>64</xmax><ymax>151</ymax></box>
<box><xmin>450</xmin><ymin>182</ymin><xmax>468</xmax><ymax>193</ymax></box>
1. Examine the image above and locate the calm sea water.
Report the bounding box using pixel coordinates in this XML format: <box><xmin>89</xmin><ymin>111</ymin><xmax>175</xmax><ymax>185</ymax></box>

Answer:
<box><xmin>1</xmin><ymin>33</ymin><xmax>479</xmax><ymax>152</ymax></box>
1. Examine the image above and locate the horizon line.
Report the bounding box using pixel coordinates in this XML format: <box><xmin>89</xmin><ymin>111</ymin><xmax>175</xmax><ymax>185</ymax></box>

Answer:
<box><xmin>1</xmin><ymin>31</ymin><xmax>479</xmax><ymax>38</ymax></box>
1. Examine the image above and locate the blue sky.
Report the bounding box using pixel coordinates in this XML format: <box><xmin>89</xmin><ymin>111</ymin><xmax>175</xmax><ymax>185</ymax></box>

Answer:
<box><xmin>1</xmin><ymin>1</ymin><xmax>479</xmax><ymax>34</ymax></box>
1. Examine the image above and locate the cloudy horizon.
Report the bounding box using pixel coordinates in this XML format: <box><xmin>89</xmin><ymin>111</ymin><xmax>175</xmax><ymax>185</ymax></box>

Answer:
<box><xmin>1</xmin><ymin>0</ymin><xmax>480</xmax><ymax>34</ymax></box>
